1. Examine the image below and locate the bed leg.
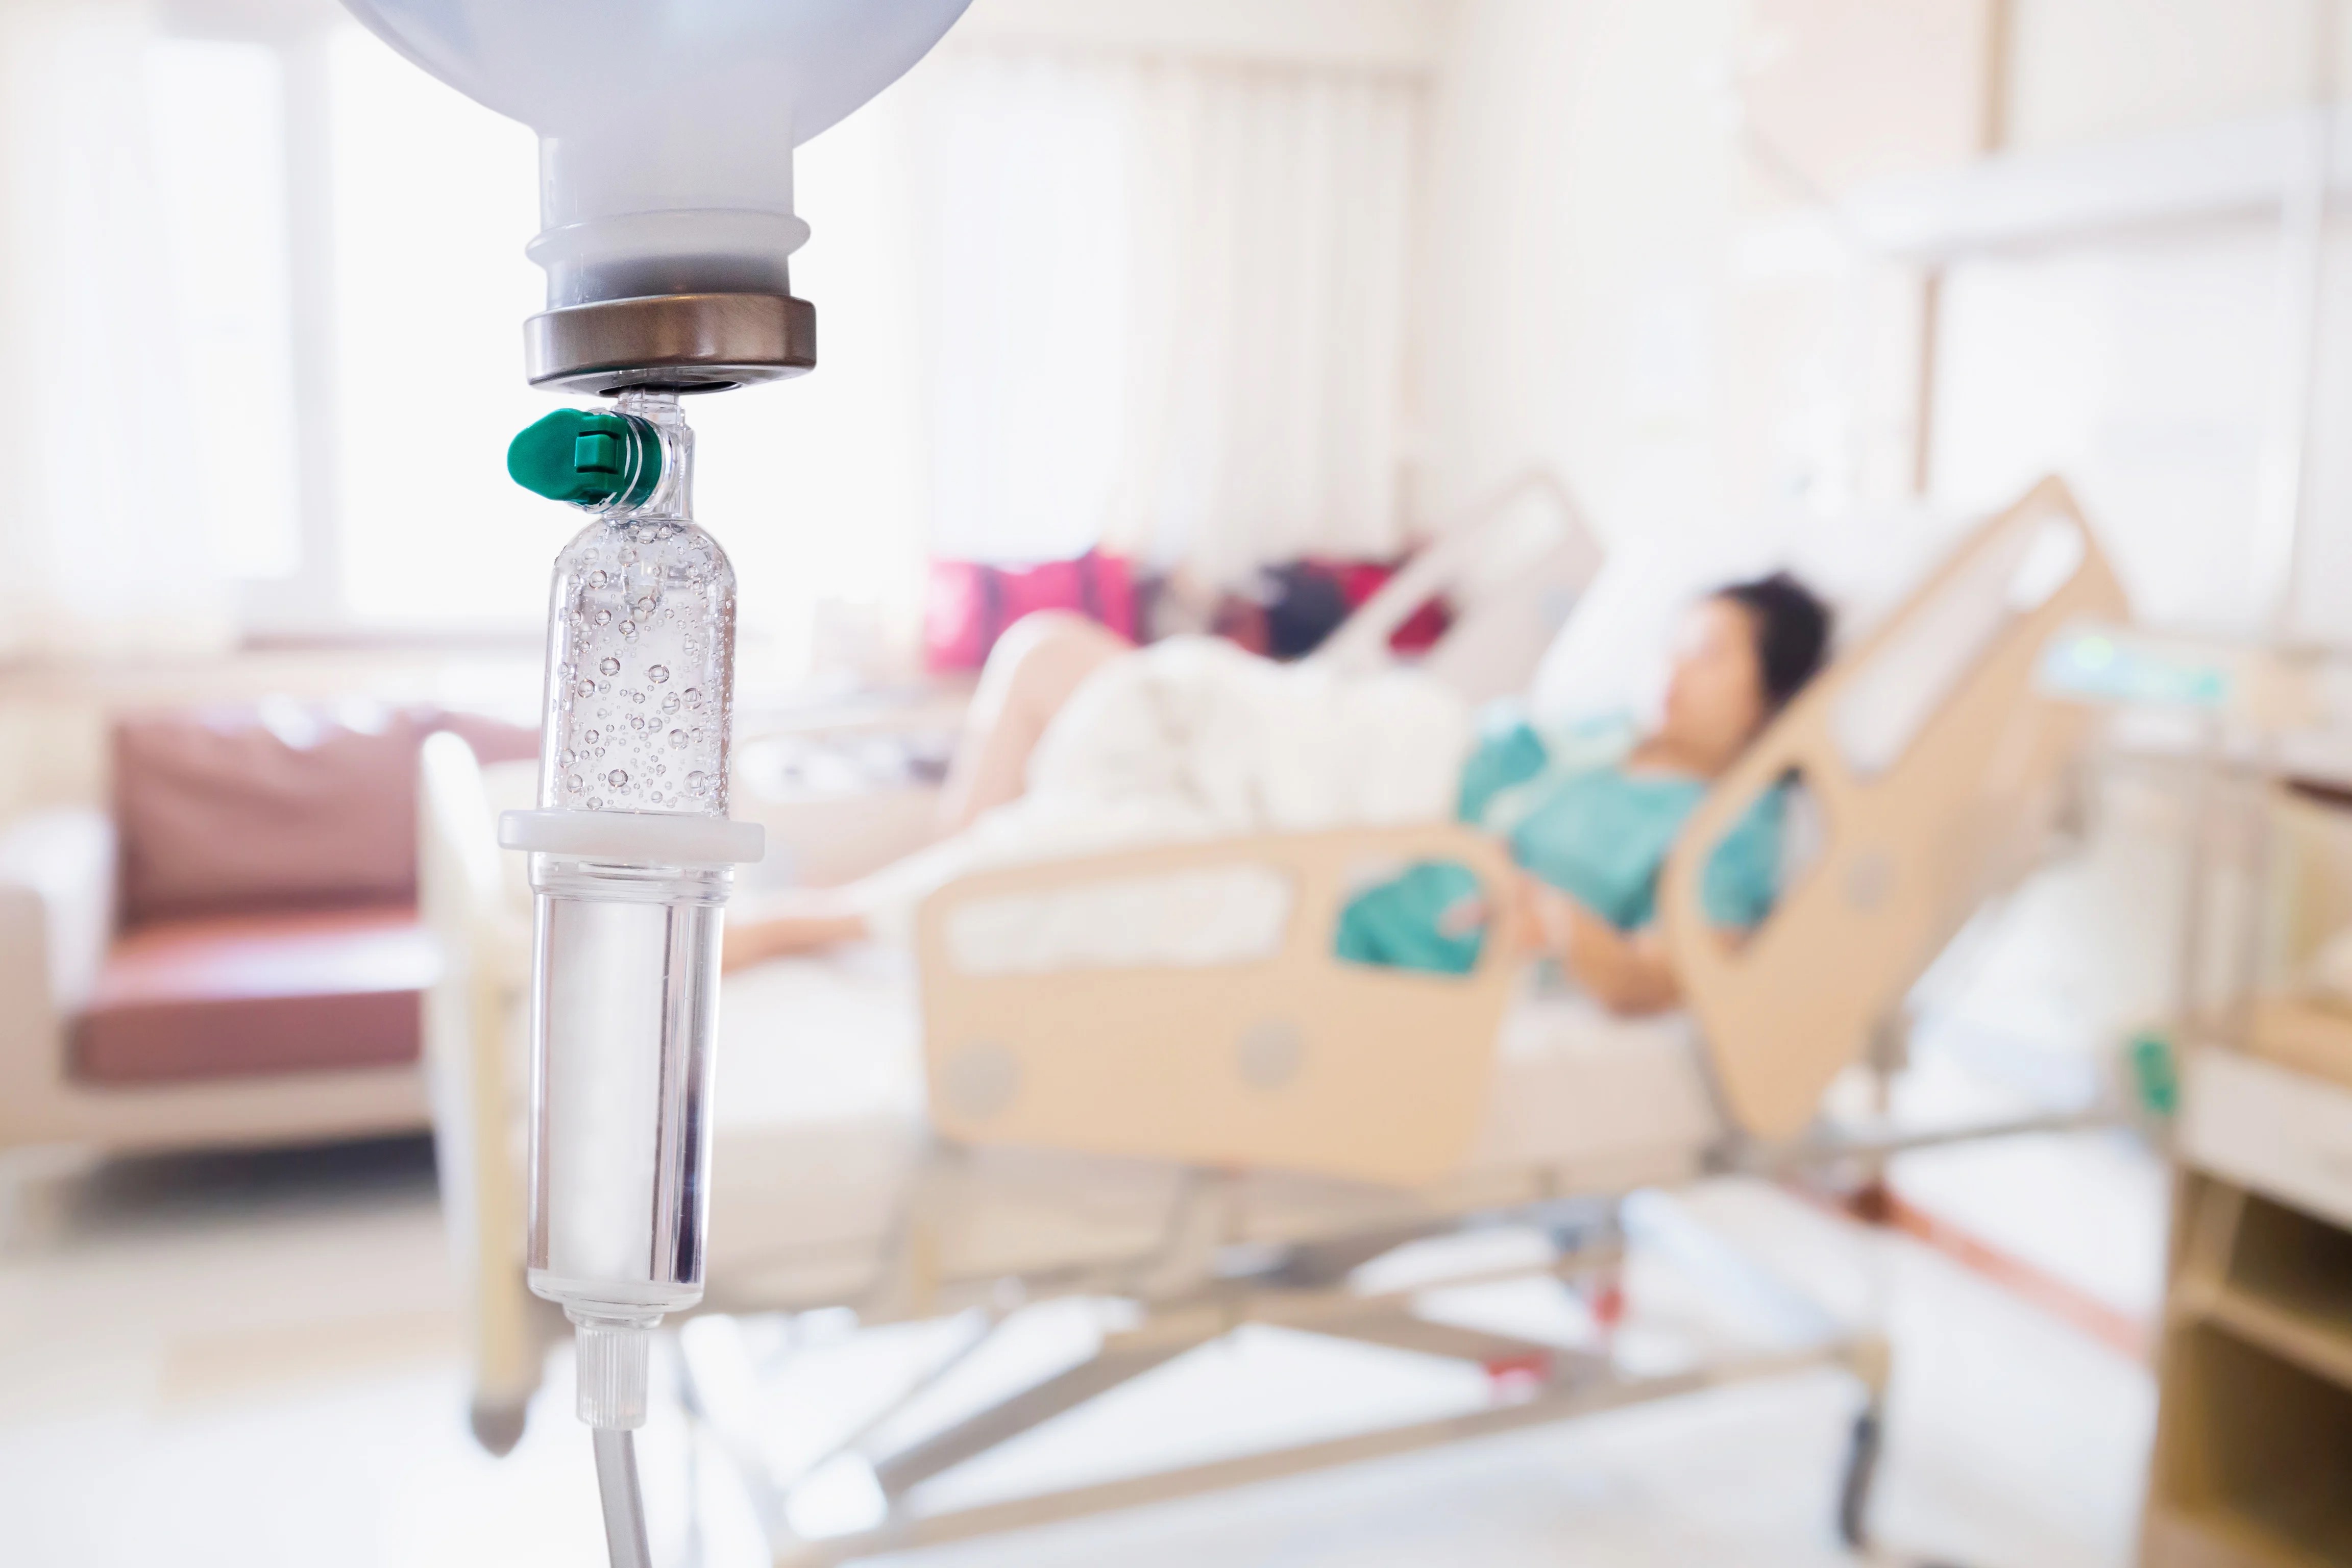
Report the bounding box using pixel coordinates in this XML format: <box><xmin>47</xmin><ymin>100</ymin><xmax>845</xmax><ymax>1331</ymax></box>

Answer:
<box><xmin>1836</xmin><ymin>1333</ymin><xmax>1893</xmax><ymax>1552</ymax></box>
<box><xmin>1554</xmin><ymin>1200</ymin><xmax>1627</xmax><ymax>1336</ymax></box>
<box><xmin>1836</xmin><ymin>1399</ymin><xmax>1883</xmax><ymax>1551</ymax></box>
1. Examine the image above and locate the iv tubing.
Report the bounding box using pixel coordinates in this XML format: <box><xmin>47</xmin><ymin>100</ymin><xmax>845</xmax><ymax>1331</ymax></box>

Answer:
<box><xmin>593</xmin><ymin>1427</ymin><xmax>653</xmax><ymax>1568</ymax></box>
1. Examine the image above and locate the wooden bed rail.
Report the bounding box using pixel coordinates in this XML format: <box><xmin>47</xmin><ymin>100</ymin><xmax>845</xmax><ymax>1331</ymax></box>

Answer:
<box><xmin>914</xmin><ymin>821</ymin><xmax>1526</xmax><ymax>1186</ymax></box>
<box><xmin>1659</xmin><ymin>476</ymin><xmax>2128</xmax><ymax>1140</ymax></box>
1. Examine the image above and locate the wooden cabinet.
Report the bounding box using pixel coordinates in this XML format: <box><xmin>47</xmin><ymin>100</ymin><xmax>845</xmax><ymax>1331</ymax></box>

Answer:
<box><xmin>2143</xmin><ymin>1051</ymin><xmax>2352</xmax><ymax>1566</ymax></box>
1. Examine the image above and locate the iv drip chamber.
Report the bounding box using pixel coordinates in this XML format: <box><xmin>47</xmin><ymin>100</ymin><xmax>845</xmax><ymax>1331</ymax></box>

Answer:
<box><xmin>498</xmin><ymin>391</ymin><xmax>762</xmax><ymax>1437</ymax></box>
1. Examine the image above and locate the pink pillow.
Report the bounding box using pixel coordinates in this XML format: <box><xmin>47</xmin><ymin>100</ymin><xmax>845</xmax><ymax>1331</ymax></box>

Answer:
<box><xmin>114</xmin><ymin>702</ymin><xmax>537</xmax><ymax>925</ymax></box>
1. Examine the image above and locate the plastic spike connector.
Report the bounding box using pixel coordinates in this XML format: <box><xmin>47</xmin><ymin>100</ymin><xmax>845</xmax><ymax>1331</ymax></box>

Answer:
<box><xmin>508</xmin><ymin>408</ymin><xmax>662</xmax><ymax>508</ymax></box>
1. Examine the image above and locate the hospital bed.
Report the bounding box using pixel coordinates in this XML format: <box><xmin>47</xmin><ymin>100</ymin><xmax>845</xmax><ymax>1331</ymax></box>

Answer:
<box><xmin>418</xmin><ymin>476</ymin><xmax>2123</xmax><ymax>1563</ymax></box>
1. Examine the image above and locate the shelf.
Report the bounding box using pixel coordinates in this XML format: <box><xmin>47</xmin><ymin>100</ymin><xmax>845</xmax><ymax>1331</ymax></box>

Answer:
<box><xmin>2149</xmin><ymin>1324</ymin><xmax>2352</xmax><ymax>1564</ymax></box>
<box><xmin>2145</xmin><ymin>1503</ymin><xmax>2335</xmax><ymax>1568</ymax></box>
<box><xmin>2152</xmin><ymin>1090</ymin><xmax>2352</xmax><ymax>1565</ymax></box>
<box><xmin>2178</xmin><ymin>1050</ymin><xmax>2352</xmax><ymax>1236</ymax></box>
<box><xmin>2208</xmin><ymin>1188</ymin><xmax>2352</xmax><ymax>1394</ymax></box>
<box><xmin>2246</xmin><ymin>998</ymin><xmax>2352</xmax><ymax>1096</ymax></box>
<box><xmin>2195</xmin><ymin>1288</ymin><xmax>2352</xmax><ymax>1398</ymax></box>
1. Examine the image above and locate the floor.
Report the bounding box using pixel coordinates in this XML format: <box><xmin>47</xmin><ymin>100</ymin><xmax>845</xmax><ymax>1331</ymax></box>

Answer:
<box><xmin>0</xmin><ymin>1125</ymin><xmax>2159</xmax><ymax>1568</ymax></box>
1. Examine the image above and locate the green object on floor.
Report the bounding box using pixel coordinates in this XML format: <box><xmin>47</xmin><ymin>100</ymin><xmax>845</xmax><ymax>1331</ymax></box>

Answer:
<box><xmin>2127</xmin><ymin>1029</ymin><xmax>2178</xmax><ymax>1118</ymax></box>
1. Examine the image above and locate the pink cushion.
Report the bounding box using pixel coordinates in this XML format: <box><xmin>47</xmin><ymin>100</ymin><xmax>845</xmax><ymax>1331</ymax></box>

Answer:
<box><xmin>73</xmin><ymin>904</ymin><xmax>436</xmax><ymax>1085</ymax></box>
<box><xmin>113</xmin><ymin>703</ymin><xmax>536</xmax><ymax>925</ymax></box>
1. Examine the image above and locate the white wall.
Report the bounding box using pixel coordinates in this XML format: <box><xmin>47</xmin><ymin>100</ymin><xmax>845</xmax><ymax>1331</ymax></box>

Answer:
<box><xmin>1411</xmin><ymin>0</ymin><xmax>1741</xmax><ymax>546</ymax></box>
<box><xmin>2005</xmin><ymin>0</ymin><xmax>2337</xmax><ymax>152</ymax></box>
<box><xmin>1416</xmin><ymin>0</ymin><xmax>2352</xmax><ymax>641</ymax></box>
<box><xmin>1942</xmin><ymin>1</ymin><xmax>2352</xmax><ymax>636</ymax></box>
<box><xmin>1411</xmin><ymin>0</ymin><xmax>1984</xmax><ymax>551</ymax></box>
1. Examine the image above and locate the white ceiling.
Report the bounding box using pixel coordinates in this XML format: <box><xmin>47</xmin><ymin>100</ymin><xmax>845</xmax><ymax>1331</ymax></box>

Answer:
<box><xmin>164</xmin><ymin>0</ymin><xmax>1457</xmax><ymax>72</ymax></box>
<box><xmin>954</xmin><ymin>0</ymin><xmax>1455</xmax><ymax>72</ymax></box>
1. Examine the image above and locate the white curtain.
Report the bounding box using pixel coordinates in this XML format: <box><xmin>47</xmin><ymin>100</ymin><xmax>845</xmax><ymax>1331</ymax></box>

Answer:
<box><xmin>916</xmin><ymin>45</ymin><xmax>1425</xmax><ymax>586</ymax></box>
<box><xmin>0</xmin><ymin>0</ymin><xmax>230</xmax><ymax>661</ymax></box>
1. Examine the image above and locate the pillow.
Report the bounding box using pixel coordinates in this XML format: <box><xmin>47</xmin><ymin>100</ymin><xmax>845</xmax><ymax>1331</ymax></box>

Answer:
<box><xmin>1526</xmin><ymin>500</ymin><xmax>1974</xmax><ymax>728</ymax></box>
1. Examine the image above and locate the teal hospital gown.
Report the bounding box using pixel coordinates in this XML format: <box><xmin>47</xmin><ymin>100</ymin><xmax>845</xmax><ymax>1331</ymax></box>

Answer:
<box><xmin>1334</xmin><ymin>716</ymin><xmax>1784</xmax><ymax>974</ymax></box>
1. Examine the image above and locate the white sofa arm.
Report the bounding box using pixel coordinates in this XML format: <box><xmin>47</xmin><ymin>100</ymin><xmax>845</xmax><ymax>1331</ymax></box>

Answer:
<box><xmin>0</xmin><ymin>808</ymin><xmax>117</xmax><ymax>1022</ymax></box>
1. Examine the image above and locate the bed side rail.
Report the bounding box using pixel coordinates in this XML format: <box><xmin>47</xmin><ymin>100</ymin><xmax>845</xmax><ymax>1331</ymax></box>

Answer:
<box><xmin>1659</xmin><ymin>476</ymin><xmax>2129</xmax><ymax>1141</ymax></box>
<box><xmin>1311</xmin><ymin>469</ymin><xmax>1606</xmax><ymax>707</ymax></box>
<box><xmin>913</xmin><ymin>822</ymin><xmax>1524</xmax><ymax>1186</ymax></box>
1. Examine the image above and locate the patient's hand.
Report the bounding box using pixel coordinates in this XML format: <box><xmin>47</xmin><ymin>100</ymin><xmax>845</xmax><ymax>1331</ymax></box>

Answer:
<box><xmin>1434</xmin><ymin>892</ymin><xmax>1491</xmax><ymax>940</ymax></box>
<box><xmin>721</xmin><ymin>892</ymin><xmax>871</xmax><ymax>971</ymax></box>
<box><xmin>1515</xmin><ymin>874</ymin><xmax>1682</xmax><ymax>1016</ymax></box>
<box><xmin>1513</xmin><ymin>874</ymin><xmax>1579</xmax><ymax>957</ymax></box>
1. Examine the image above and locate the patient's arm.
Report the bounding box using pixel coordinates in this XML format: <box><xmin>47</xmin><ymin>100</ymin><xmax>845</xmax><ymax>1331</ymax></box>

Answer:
<box><xmin>1562</xmin><ymin>902</ymin><xmax>1681</xmax><ymax>1015</ymax></box>
<box><xmin>723</xmin><ymin>891</ymin><xmax>869</xmax><ymax>970</ymax></box>
<box><xmin>1518</xmin><ymin>876</ymin><xmax>1681</xmax><ymax>1015</ymax></box>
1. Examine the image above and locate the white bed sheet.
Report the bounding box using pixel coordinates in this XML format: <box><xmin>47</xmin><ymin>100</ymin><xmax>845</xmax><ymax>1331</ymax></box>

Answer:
<box><xmin>701</xmin><ymin>951</ymin><xmax>1722</xmax><ymax>1314</ymax></box>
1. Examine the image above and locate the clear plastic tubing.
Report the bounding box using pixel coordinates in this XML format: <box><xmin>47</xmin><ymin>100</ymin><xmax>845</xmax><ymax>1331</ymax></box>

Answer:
<box><xmin>497</xmin><ymin>391</ymin><xmax>764</xmax><ymax>1486</ymax></box>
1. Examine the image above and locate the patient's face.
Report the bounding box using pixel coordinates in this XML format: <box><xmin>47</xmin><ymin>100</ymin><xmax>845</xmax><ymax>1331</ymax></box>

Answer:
<box><xmin>1658</xmin><ymin>598</ymin><xmax>1767</xmax><ymax>772</ymax></box>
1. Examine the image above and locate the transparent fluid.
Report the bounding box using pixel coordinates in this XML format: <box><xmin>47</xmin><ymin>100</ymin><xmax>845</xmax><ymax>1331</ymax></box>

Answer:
<box><xmin>528</xmin><ymin>861</ymin><xmax>725</xmax><ymax>1318</ymax></box>
<box><xmin>540</xmin><ymin>516</ymin><xmax>736</xmax><ymax>818</ymax></box>
<box><xmin>524</xmin><ymin>393</ymin><xmax>740</xmax><ymax>1327</ymax></box>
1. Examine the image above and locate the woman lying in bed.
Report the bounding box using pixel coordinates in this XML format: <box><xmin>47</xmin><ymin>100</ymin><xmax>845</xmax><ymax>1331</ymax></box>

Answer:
<box><xmin>1334</xmin><ymin>573</ymin><xmax>1829</xmax><ymax>1011</ymax></box>
<box><xmin>724</xmin><ymin>572</ymin><xmax>1831</xmax><ymax>1015</ymax></box>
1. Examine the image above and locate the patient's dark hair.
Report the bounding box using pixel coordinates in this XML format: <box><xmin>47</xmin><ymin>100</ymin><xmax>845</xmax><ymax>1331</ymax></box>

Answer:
<box><xmin>1714</xmin><ymin>572</ymin><xmax>1832</xmax><ymax>709</ymax></box>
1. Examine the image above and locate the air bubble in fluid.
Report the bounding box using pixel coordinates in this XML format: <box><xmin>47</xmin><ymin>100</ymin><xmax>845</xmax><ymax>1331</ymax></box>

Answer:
<box><xmin>669</xmin><ymin>729</ymin><xmax>687</xmax><ymax>748</ymax></box>
<box><xmin>599</xmin><ymin>657</ymin><xmax>621</xmax><ymax>676</ymax></box>
<box><xmin>647</xmin><ymin>665</ymin><xmax>669</xmax><ymax>684</ymax></box>
<box><xmin>568</xmin><ymin>773</ymin><xmax>583</xmax><ymax>791</ymax></box>
<box><xmin>608</xmin><ymin>770</ymin><xmax>628</xmax><ymax>789</ymax></box>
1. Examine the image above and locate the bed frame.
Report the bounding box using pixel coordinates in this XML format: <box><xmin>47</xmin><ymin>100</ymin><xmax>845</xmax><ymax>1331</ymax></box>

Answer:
<box><xmin>420</xmin><ymin>477</ymin><xmax>2125</xmax><ymax>1564</ymax></box>
<box><xmin>916</xmin><ymin>477</ymin><xmax>2125</xmax><ymax>1181</ymax></box>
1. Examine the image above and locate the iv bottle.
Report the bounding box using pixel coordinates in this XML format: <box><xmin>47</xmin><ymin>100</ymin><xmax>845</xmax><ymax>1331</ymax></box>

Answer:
<box><xmin>500</xmin><ymin>390</ymin><xmax>762</xmax><ymax>1430</ymax></box>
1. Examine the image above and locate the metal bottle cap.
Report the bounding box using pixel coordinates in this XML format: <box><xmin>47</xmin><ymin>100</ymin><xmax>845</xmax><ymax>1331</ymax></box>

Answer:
<box><xmin>523</xmin><ymin>292</ymin><xmax>818</xmax><ymax>395</ymax></box>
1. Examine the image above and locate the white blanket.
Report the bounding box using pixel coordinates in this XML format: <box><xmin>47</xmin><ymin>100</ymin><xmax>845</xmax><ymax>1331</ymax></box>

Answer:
<box><xmin>859</xmin><ymin>635</ymin><xmax>1472</xmax><ymax>946</ymax></box>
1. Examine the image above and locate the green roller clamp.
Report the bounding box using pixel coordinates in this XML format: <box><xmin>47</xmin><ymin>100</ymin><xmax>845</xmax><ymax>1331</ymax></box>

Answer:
<box><xmin>507</xmin><ymin>407</ymin><xmax>663</xmax><ymax>508</ymax></box>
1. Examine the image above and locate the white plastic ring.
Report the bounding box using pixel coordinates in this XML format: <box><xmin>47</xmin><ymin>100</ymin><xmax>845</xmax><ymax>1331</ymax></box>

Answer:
<box><xmin>499</xmin><ymin>808</ymin><xmax>765</xmax><ymax>866</ymax></box>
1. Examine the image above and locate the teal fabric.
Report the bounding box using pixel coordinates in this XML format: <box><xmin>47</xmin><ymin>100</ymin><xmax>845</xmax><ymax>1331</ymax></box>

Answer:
<box><xmin>1332</xmin><ymin>861</ymin><xmax>1488</xmax><ymax>975</ymax></box>
<box><xmin>1454</xmin><ymin>718</ymin><xmax>1549</xmax><ymax>825</ymax></box>
<box><xmin>1334</xmin><ymin>715</ymin><xmax>1785</xmax><ymax>974</ymax></box>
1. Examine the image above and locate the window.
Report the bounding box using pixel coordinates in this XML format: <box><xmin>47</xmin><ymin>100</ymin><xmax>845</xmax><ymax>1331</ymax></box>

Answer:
<box><xmin>134</xmin><ymin>21</ymin><xmax>1419</xmax><ymax>664</ymax></box>
<box><xmin>146</xmin><ymin>37</ymin><xmax>301</xmax><ymax>583</ymax></box>
<box><xmin>140</xmin><ymin>17</ymin><xmax>929</xmax><ymax>669</ymax></box>
<box><xmin>326</xmin><ymin>26</ymin><xmax>549</xmax><ymax>630</ymax></box>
